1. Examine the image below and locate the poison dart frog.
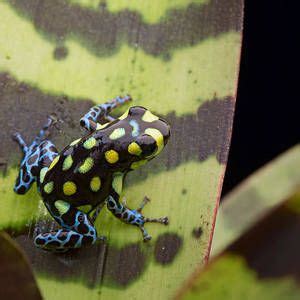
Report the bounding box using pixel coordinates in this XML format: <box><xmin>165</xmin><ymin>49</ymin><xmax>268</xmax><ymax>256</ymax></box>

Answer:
<box><xmin>13</xmin><ymin>96</ymin><xmax>170</xmax><ymax>252</ymax></box>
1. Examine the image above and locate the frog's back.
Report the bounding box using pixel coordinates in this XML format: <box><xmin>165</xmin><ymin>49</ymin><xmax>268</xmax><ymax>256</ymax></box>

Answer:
<box><xmin>40</xmin><ymin>133</ymin><xmax>113</xmax><ymax>207</ymax></box>
<box><xmin>40</xmin><ymin>105</ymin><xmax>170</xmax><ymax>207</ymax></box>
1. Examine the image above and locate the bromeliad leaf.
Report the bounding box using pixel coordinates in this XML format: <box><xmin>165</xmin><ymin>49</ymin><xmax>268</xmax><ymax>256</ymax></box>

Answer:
<box><xmin>0</xmin><ymin>0</ymin><xmax>243</xmax><ymax>299</ymax></box>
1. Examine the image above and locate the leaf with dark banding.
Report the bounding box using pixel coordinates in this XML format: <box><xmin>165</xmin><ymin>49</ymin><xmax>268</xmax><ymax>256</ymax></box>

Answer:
<box><xmin>0</xmin><ymin>5</ymin><xmax>241</xmax><ymax>115</ymax></box>
<box><xmin>8</xmin><ymin>0</ymin><xmax>243</xmax><ymax>57</ymax></box>
<box><xmin>176</xmin><ymin>191</ymin><xmax>300</xmax><ymax>300</ymax></box>
<box><xmin>69</xmin><ymin>0</ymin><xmax>209</xmax><ymax>23</ymax></box>
<box><xmin>0</xmin><ymin>0</ymin><xmax>243</xmax><ymax>299</ymax></box>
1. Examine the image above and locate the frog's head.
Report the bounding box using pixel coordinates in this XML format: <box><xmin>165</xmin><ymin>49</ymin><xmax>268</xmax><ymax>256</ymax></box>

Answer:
<box><xmin>97</xmin><ymin>106</ymin><xmax>170</xmax><ymax>171</ymax></box>
<box><xmin>119</xmin><ymin>106</ymin><xmax>170</xmax><ymax>169</ymax></box>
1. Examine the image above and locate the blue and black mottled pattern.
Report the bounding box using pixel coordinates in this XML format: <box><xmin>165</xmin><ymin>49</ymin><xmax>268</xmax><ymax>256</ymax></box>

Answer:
<box><xmin>13</xmin><ymin>95</ymin><xmax>171</xmax><ymax>251</ymax></box>
<box><xmin>14</xmin><ymin>117</ymin><xmax>58</xmax><ymax>194</ymax></box>
<box><xmin>35</xmin><ymin>203</ymin><xmax>97</xmax><ymax>252</ymax></box>
<box><xmin>80</xmin><ymin>95</ymin><xmax>131</xmax><ymax>131</ymax></box>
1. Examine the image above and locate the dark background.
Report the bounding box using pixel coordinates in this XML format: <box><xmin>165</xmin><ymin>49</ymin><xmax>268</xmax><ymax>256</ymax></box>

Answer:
<box><xmin>222</xmin><ymin>0</ymin><xmax>299</xmax><ymax>196</ymax></box>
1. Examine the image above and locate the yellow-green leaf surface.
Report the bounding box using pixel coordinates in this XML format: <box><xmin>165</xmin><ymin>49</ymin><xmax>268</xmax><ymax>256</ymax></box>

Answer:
<box><xmin>69</xmin><ymin>0</ymin><xmax>209</xmax><ymax>23</ymax></box>
<box><xmin>176</xmin><ymin>254</ymin><xmax>300</xmax><ymax>300</ymax></box>
<box><xmin>176</xmin><ymin>182</ymin><xmax>300</xmax><ymax>300</ymax></box>
<box><xmin>0</xmin><ymin>1</ymin><xmax>241</xmax><ymax>116</ymax></box>
<box><xmin>211</xmin><ymin>145</ymin><xmax>300</xmax><ymax>257</ymax></box>
<box><xmin>0</xmin><ymin>0</ymin><xmax>243</xmax><ymax>299</ymax></box>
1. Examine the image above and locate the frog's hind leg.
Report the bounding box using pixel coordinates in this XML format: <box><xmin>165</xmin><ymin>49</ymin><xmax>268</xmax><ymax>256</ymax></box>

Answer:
<box><xmin>80</xmin><ymin>95</ymin><xmax>131</xmax><ymax>131</ymax></box>
<box><xmin>13</xmin><ymin>117</ymin><xmax>58</xmax><ymax>194</ymax></box>
<box><xmin>34</xmin><ymin>201</ymin><xmax>103</xmax><ymax>251</ymax></box>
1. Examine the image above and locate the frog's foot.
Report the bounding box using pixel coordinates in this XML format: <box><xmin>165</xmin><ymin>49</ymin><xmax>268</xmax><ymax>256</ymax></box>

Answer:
<box><xmin>135</xmin><ymin>197</ymin><xmax>169</xmax><ymax>241</ymax></box>
<box><xmin>107</xmin><ymin>195</ymin><xmax>169</xmax><ymax>242</ymax></box>
<box><xmin>13</xmin><ymin>116</ymin><xmax>57</xmax><ymax>153</ymax></box>
<box><xmin>13</xmin><ymin>118</ymin><xmax>59</xmax><ymax>194</ymax></box>
<box><xmin>32</xmin><ymin>115</ymin><xmax>58</xmax><ymax>145</ymax></box>
<box><xmin>137</xmin><ymin>196</ymin><xmax>169</xmax><ymax>225</ymax></box>
<box><xmin>13</xmin><ymin>132</ymin><xmax>28</xmax><ymax>153</ymax></box>
<box><xmin>133</xmin><ymin>216</ymin><xmax>169</xmax><ymax>242</ymax></box>
<box><xmin>139</xmin><ymin>216</ymin><xmax>169</xmax><ymax>242</ymax></box>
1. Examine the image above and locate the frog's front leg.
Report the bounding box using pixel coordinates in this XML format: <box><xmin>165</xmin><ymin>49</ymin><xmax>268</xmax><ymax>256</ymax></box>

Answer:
<box><xmin>107</xmin><ymin>174</ymin><xmax>168</xmax><ymax>241</ymax></box>
<box><xmin>107</xmin><ymin>194</ymin><xmax>168</xmax><ymax>241</ymax></box>
<box><xmin>34</xmin><ymin>201</ymin><xmax>104</xmax><ymax>251</ymax></box>
<box><xmin>13</xmin><ymin>117</ymin><xmax>58</xmax><ymax>194</ymax></box>
<box><xmin>80</xmin><ymin>95</ymin><xmax>131</xmax><ymax>131</ymax></box>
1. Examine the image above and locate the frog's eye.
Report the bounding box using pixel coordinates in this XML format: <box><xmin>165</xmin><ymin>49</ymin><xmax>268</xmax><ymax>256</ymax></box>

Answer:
<box><xmin>135</xmin><ymin>134</ymin><xmax>157</xmax><ymax>157</ymax></box>
<box><xmin>128</xmin><ymin>106</ymin><xmax>147</xmax><ymax>117</ymax></box>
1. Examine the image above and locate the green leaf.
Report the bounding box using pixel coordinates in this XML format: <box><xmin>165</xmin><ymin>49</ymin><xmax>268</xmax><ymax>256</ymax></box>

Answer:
<box><xmin>212</xmin><ymin>145</ymin><xmax>300</xmax><ymax>256</ymax></box>
<box><xmin>176</xmin><ymin>147</ymin><xmax>300</xmax><ymax>300</ymax></box>
<box><xmin>68</xmin><ymin>0</ymin><xmax>209</xmax><ymax>23</ymax></box>
<box><xmin>0</xmin><ymin>0</ymin><xmax>243</xmax><ymax>299</ymax></box>
<box><xmin>176</xmin><ymin>253</ymin><xmax>300</xmax><ymax>300</ymax></box>
<box><xmin>176</xmin><ymin>191</ymin><xmax>300</xmax><ymax>300</ymax></box>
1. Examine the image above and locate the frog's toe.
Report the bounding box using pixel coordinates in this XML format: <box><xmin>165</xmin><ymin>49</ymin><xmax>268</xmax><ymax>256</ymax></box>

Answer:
<box><xmin>12</xmin><ymin>132</ymin><xmax>20</xmax><ymax>140</ymax></box>
<box><xmin>143</xmin><ymin>235</ymin><xmax>152</xmax><ymax>242</ymax></box>
<box><xmin>144</xmin><ymin>216</ymin><xmax>169</xmax><ymax>225</ymax></box>
<box><xmin>161</xmin><ymin>216</ymin><xmax>169</xmax><ymax>225</ymax></box>
<box><xmin>12</xmin><ymin>132</ymin><xmax>28</xmax><ymax>152</ymax></box>
<box><xmin>137</xmin><ymin>196</ymin><xmax>150</xmax><ymax>213</ymax></box>
<box><xmin>48</xmin><ymin>113</ymin><xmax>58</xmax><ymax>123</ymax></box>
<box><xmin>144</xmin><ymin>235</ymin><xmax>152</xmax><ymax>242</ymax></box>
<box><xmin>97</xmin><ymin>235</ymin><xmax>107</xmax><ymax>243</ymax></box>
<box><xmin>139</xmin><ymin>226</ymin><xmax>152</xmax><ymax>242</ymax></box>
<box><xmin>49</xmin><ymin>248</ymin><xmax>69</xmax><ymax>253</ymax></box>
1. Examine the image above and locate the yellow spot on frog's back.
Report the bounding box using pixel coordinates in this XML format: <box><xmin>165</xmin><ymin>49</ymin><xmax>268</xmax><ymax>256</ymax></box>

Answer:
<box><xmin>63</xmin><ymin>181</ymin><xmax>77</xmax><ymax>196</ymax></box>
<box><xmin>70</xmin><ymin>138</ymin><xmax>81</xmax><ymax>146</ymax></box>
<box><xmin>83</xmin><ymin>137</ymin><xmax>97</xmax><ymax>149</ymax></box>
<box><xmin>109</xmin><ymin>128</ymin><xmax>126</xmax><ymax>140</ymax></box>
<box><xmin>128</xmin><ymin>142</ymin><xmax>142</xmax><ymax>156</ymax></box>
<box><xmin>62</xmin><ymin>155</ymin><xmax>73</xmax><ymax>171</ymax></box>
<box><xmin>142</xmin><ymin>110</ymin><xmax>159</xmax><ymax>122</ymax></box>
<box><xmin>48</xmin><ymin>155</ymin><xmax>60</xmax><ymax>171</ymax></box>
<box><xmin>145</xmin><ymin>128</ymin><xmax>164</xmax><ymax>155</ymax></box>
<box><xmin>119</xmin><ymin>109</ymin><xmax>129</xmax><ymax>120</ymax></box>
<box><xmin>105</xmin><ymin>150</ymin><xmax>119</xmax><ymax>164</ymax></box>
<box><xmin>39</xmin><ymin>167</ymin><xmax>48</xmax><ymax>184</ymax></box>
<box><xmin>78</xmin><ymin>157</ymin><xmax>94</xmax><ymax>173</ymax></box>
<box><xmin>131</xmin><ymin>160</ymin><xmax>148</xmax><ymax>169</ymax></box>
<box><xmin>90</xmin><ymin>176</ymin><xmax>101</xmax><ymax>192</ymax></box>
<box><xmin>96</xmin><ymin>122</ymin><xmax>109</xmax><ymax>130</ymax></box>
<box><xmin>44</xmin><ymin>181</ymin><xmax>54</xmax><ymax>194</ymax></box>
<box><xmin>54</xmin><ymin>200</ymin><xmax>70</xmax><ymax>215</ymax></box>
<box><xmin>112</xmin><ymin>172</ymin><xmax>124</xmax><ymax>195</ymax></box>
<box><xmin>77</xmin><ymin>205</ymin><xmax>92</xmax><ymax>214</ymax></box>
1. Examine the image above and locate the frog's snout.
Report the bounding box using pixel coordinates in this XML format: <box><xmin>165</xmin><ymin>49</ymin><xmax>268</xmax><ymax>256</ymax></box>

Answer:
<box><xmin>159</xmin><ymin>118</ymin><xmax>171</xmax><ymax>146</ymax></box>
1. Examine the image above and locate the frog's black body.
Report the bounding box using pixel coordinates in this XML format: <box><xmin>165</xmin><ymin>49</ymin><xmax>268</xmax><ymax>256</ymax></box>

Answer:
<box><xmin>13</xmin><ymin>96</ymin><xmax>170</xmax><ymax>252</ymax></box>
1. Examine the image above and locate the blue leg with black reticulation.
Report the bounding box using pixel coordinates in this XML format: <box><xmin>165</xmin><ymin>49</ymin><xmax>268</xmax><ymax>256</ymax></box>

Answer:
<box><xmin>106</xmin><ymin>194</ymin><xmax>169</xmax><ymax>241</ymax></box>
<box><xmin>13</xmin><ymin>117</ymin><xmax>58</xmax><ymax>194</ymax></box>
<box><xmin>80</xmin><ymin>95</ymin><xmax>131</xmax><ymax>131</ymax></box>
<box><xmin>34</xmin><ymin>201</ymin><xmax>104</xmax><ymax>252</ymax></box>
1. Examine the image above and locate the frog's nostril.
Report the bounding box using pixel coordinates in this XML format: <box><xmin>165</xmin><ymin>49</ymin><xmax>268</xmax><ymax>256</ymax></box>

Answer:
<box><xmin>159</xmin><ymin>120</ymin><xmax>171</xmax><ymax>142</ymax></box>
<box><xmin>164</xmin><ymin>129</ymin><xmax>170</xmax><ymax>144</ymax></box>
